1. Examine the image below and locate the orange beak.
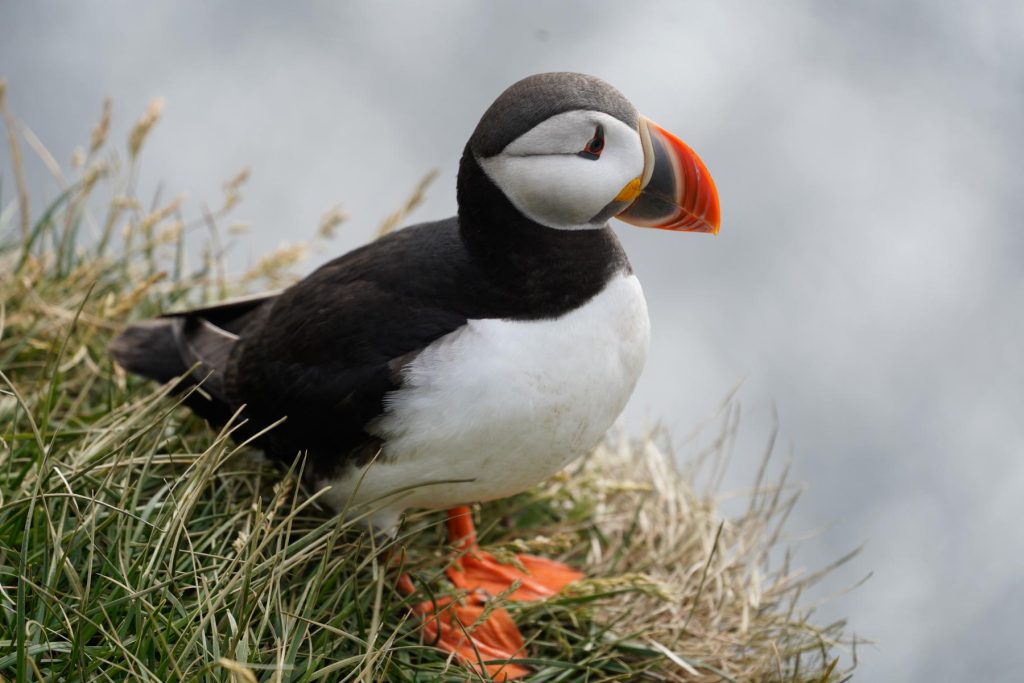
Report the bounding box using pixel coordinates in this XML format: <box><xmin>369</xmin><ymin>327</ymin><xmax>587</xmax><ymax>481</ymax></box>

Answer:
<box><xmin>616</xmin><ymin>116</ymin><xmax>721</xmax><ymax>234</ymax></box>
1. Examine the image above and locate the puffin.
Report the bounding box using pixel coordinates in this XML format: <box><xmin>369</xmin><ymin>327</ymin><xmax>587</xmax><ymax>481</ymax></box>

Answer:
<box><xmin>110</xmin><ymin>72</ymin><xmax>720</xmax><ymax>678</ymax></box>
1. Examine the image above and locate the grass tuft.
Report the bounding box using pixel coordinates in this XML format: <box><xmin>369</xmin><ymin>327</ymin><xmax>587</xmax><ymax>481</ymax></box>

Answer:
<box><xmin>0</xmin><ymin>87</ymin><xmax>857</xmax><ymax>681</ymax></box>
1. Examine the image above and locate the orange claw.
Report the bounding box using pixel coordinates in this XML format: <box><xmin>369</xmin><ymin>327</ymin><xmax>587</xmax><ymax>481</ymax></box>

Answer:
<box><xmin>447</xmin><ymin>547</ymin><xmax>583</xmax><ymax>601</ymax></box>
<box><xmin>398</xmin><ymin>572</ymin><xmax>530</xmax><ymax>680</ymax></box>
<box><xmin>444</xmin><ymin>506</ymin><xmax>583</xmax><ymax>601</ymax></box>
<box><xmin>416</xmin><ymin>593</ymin><xmax>530</xmax><ymax>680</ymax></box>
<box><xmin>398</xmin><ymin>506</ymin><xmax>583</xmax><ymax>679</ymax></box>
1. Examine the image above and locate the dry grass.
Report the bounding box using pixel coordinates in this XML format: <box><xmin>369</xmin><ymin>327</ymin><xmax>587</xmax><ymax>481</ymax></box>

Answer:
<box><xmin>0</xmin><ymin>85</ymin><xmax>857</xmax><ymax>681</ymax></box>
<box><xmin>508</xmin><ymin>426</ymin><xmax>859</xmax><ymax>682</ymax></box>
<box><xmin>376</xmin><ymin>169</ymin><xmax>440</xmax><ymax>238</ymax></box>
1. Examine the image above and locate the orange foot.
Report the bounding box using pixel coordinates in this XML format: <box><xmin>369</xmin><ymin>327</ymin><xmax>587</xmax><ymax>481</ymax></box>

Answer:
<box><xmin>398</xmin><ymin>506</ymin><xmax>583</xmax><ymax>680</ymax></box>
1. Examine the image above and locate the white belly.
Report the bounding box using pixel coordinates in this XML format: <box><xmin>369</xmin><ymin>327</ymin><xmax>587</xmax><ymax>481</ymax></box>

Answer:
<box><xmin>320</xmin><ymin>272</ymin><xmax>650</xmax><ymax>531</ymax></box>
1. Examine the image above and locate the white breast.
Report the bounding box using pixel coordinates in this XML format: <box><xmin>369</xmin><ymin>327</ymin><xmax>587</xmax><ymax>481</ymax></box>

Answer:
<box><xmin>320</xmin><ymin>272</ymin><xmax>650</xmax><ymax>531</ymax></box>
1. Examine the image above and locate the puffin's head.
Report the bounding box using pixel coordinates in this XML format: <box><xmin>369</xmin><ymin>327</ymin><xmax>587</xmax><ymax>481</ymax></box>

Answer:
<box><xmin>461</xmin><ymin>72</ymin><xmax>720</xmax><ymax>234</ymax></box>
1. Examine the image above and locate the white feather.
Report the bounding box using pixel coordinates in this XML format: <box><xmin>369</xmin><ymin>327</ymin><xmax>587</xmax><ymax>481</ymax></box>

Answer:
<box><xmin>479</xmin><ymin>111</ymin><xmax>643</xmax><ymax>230</ymax></box>
<box><xmin>319</xmin><ymin>272</ymin><xmax>650</xmax><ymax>532</ymax></box>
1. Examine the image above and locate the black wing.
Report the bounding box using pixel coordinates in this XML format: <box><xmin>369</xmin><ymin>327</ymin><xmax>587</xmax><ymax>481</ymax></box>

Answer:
<box><xmin>110</xmin><ymin>290</ymin><xmax>276</xmax><ymax>427</ymax></box>
<box><xmin>224</xmin><ymin>219</ymin><xmax>475</xmax><ymax>476</ymax></box>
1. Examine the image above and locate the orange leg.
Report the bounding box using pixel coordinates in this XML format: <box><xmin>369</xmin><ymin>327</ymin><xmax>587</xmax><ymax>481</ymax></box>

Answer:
<box><xmin>443</xmin><ymin>506</ymin><xmax>583</xmax><ymax>601</ymax></box>
<box><xmin>398</xmin><ymin>506</ymin><xmax>583</xmax><ymax>680</ymax></box>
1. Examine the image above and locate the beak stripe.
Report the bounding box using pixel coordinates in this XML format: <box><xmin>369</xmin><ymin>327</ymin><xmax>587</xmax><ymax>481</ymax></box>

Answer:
<box><xmin>617</xmin><ymin>116</ymin><xmax>720</xmax><ymax>234</ymax></box>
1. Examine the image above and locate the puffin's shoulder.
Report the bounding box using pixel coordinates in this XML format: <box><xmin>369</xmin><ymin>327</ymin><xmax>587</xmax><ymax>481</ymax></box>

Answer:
<box><xmin>226</xmin><ymin>216</ymin><xmax>476</xmax><ymax>467</ymax></box>
<box><xmin>300</xmin><ymin>216</ymin><xmax>469</xmax><ymax>291</ymax></box>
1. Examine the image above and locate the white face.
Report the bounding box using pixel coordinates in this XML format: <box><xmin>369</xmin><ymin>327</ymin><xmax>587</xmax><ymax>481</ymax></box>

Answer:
<box><xmin>477</xmin><ymin>110</ymin><xmax>644</xmax><ymax>230</ymax></box>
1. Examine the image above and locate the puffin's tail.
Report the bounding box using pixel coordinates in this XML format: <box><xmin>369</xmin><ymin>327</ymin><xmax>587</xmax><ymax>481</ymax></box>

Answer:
<box><xmin>109</xmin><ymin>319</ymin><xmax>236</xmax><ymax>426</ymax></box>
<box><xmin>109</xmin><ymin>320</ymin><xmax>189</xmax><ymax>384</ymax></box>
<box><xmin>109</xmin><ymin>291</ymin><xmax>276</xmax><ymax>428</ymax></box>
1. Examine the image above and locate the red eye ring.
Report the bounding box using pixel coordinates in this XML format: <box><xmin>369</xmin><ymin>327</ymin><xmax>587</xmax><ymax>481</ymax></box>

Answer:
<box><xmin>578</xmin><ymin>124</ymin><xmax>605</xmax><ymax>160</ymax></box>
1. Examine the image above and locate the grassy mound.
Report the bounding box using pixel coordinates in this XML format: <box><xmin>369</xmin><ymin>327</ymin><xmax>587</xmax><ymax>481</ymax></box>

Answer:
<box><xmin>0</xmin><ymin>84</ymin><xmax>855</xmax><ymax>681</ymax></box>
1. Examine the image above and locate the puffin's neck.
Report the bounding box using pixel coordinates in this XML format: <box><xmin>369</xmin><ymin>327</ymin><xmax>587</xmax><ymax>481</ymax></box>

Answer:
<box><xmin>456</xmin><ymin>146</ymin><xmax>630</xmax><ymax>288</ymax></box>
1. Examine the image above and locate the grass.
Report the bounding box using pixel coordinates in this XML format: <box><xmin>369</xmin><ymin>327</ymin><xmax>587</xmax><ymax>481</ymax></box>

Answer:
<box><xmin>0</xmin><ymin>82</ymin><xmax>857</xmax><ymax>681</ymax></box>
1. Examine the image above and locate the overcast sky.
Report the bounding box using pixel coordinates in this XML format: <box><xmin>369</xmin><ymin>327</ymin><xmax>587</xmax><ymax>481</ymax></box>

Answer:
<box><xmin>3</xmin><ymin>2</ymin><xmax>1023</xmax><ymax>680</ymax></box>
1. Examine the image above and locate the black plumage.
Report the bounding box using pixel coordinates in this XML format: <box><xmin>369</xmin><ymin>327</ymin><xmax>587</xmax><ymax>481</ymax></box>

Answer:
<box><xmin>109</xmin><ymin>73</ymin><xmax>639</xmax><ymax>482</ymax></box>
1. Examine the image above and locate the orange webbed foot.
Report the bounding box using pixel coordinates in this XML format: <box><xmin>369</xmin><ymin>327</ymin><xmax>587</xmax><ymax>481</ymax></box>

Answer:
<box><xmin>398</xmin><ymin>506</ymin><xmax>582</xmax><ymax>679</ymax></box>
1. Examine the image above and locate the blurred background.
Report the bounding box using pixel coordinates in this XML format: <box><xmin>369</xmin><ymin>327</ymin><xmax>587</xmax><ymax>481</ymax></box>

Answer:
<box><xmin>3</xmin><ymin>1</ymin><xmax>1022</xmax><ymax>679</ymax></box>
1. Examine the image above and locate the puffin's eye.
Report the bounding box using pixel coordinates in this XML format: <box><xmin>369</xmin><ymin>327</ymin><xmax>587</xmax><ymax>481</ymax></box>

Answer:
<box><xmin>577</xmin><ymin>125</ymin><xmax>605</xmax><ymax>160</ymax></box>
